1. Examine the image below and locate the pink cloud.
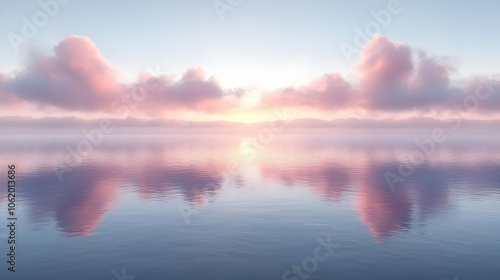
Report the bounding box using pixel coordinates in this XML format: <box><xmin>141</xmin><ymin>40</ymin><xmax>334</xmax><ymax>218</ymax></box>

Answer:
<box><xmin>0</xmin><ymin>36</ymin><xmax>241</xmax><ymax>114</ymax></box>
<box><xmin>356</xmin><ymin>35</ymin><xmax>461</xmax><ymax>111</ymax></box>
<box><xmin>0</xmin><ymin>34</ymin><xmax>498</xmax><ymax>116</ymax></box>
<box><xmin>357</xmin><ymin>34</ymin><xmax>413</xmax><ymax>86</ymax></box>
<box><xmin>134</xmin><ymin>66</ymin><xmax>242</xmax><ymax>114</ymax></box>
<box><xmin>4</xmin><ymin>36</ymin><xmax>122</xmax><ymax>111</ymax></box>
<box><xmin>261</xmin><ymin>73</ymin><xmax>352</xmax><ymax>110</ymax></box>
<box><xmin>262</xmin><ymin>34</ymin><xmax>498</xmax><ymax>114</ymax></box>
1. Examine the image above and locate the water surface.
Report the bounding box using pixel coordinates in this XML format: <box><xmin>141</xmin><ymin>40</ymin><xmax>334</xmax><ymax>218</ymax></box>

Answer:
<box><xmin>0</xmin><ymin>134</ymin><xmax>499</xmax><ymax>279</ymax></box>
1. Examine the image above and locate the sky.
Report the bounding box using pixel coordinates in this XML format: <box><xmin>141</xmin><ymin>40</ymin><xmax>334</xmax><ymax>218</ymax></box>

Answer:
<box><xmin>0</xmin><ymin>0</ymin><xmax>499</xmax><ymax>125</ymax></box>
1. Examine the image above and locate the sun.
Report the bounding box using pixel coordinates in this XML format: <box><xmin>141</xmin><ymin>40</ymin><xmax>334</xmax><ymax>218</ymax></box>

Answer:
<box><xmin>241</xmin><ymin>120</ymin><xmax>249</xmax><ymax>124</ymax></box>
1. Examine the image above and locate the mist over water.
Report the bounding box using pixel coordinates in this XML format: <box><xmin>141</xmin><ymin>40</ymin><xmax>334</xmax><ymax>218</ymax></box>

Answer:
<box><xmin>0</xmin><ymin>134</ymin><xmax>499</xmax><ymax>279</ymax></box>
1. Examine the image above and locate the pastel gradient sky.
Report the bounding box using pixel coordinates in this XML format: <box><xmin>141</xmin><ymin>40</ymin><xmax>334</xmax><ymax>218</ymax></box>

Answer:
<box><xmin>0</xmin><ymin>0</ymin><xmax>499</xmax><ymax>124</ymax></box>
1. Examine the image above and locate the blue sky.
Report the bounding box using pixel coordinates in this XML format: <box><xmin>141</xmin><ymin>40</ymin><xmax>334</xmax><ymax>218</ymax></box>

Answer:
<box><xmin>1</xmin><ymin>0</ymin><xmax>499</xmax><ymax>89</ymax></box>
<box><xmin>0</xmin><ymin>0</ymin><xmax>499</xmax><ymax>123</ymax></box>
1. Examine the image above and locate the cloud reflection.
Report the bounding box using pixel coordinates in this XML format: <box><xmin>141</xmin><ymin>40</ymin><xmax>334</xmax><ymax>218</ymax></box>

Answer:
<box><xmin>1</xmin><ymin>135</ymin><xmax>499</xmax><ymax>239</ymax></box>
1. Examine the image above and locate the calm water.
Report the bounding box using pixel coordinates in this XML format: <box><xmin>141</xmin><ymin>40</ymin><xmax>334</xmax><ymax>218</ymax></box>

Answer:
<box><xmin>0</xmin><ymin>134</ymin><xmax>499</xmax><ymax>280</ymax></box>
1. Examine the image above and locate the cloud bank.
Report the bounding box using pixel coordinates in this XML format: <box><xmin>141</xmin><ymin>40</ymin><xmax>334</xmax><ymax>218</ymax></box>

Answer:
<box><xmin>0</xmin><ymin>34</ymin><xmax>499</xmax><ymax>118</ymax></box>
<box><xmin>262</xmin><ymin>35</ymin><xmax>499</xmax><ymax>114</ymax></box>
<box><xmin>0</xmin><ymin>35</ymin><xmax>242</xmax><ymax>115</ymax></box>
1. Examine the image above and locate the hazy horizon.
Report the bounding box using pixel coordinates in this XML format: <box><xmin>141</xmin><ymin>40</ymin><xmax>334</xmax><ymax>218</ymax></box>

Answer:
<box><xmin>1</xmin><ymin>1</ymin><xmax>499</xmax><ymax>279</ymax></box>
